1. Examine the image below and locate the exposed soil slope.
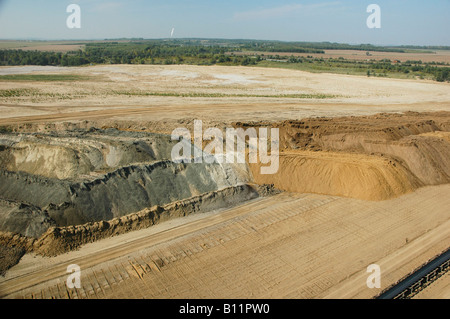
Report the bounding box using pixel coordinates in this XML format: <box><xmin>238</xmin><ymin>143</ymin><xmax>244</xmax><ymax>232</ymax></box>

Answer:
<box><xmin>249</xmin><ymin>150</ymin><xmax>421</xmax><ymax>201</ymax></box>
<box><xmin>240</xmin><ymin>111</ymin><xmax>450</xmax><ymax>200</ymax></box>
<box><xmin>0</xmin><ymin>128</ymin><xmax>252</xmax><ymax>238</ymax></box>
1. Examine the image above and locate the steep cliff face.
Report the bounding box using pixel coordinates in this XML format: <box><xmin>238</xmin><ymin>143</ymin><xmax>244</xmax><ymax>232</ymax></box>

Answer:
<box><xmin>0</xmin><ymin>128</ymin><xmax>253</xmax><ymax>237</ymax></box>
<box><xmin>0</xmin><ymin>129</ymin><xmax>180</xmax><ymax>179</ymax></box>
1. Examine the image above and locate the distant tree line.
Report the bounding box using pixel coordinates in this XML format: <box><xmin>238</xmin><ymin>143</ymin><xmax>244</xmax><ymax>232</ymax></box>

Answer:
<box><xmin>283</xmin><ymin>55</ymin><xmax>450</xmax><ymax>82</ymax></box>
<box><xmin>395</xmin><ymin>45</ymin><xmax>450</xmax><ymax>51</ymax></box>
<box><xmin>0</xmin><ymin>42</ymin><xmax>254</xmax><ymax>67</ymax></box>
<box><xmin>0</xmin><ymin>40</ymin><xmax>448</xmax><ymax>82</ymax></box>
<box><xmin>0</xmin><ymin>50</ymin><xmax>88</xmax><ymax>66</ymax></box>
<box><xmin>246</xmin><ymin>41</ymin><xmax>407</xmax><ymax>53</ymax></box>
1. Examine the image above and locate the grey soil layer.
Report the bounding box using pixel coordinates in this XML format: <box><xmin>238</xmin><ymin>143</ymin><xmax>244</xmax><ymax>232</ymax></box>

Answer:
<box><xmin>0</xmin><ymin>128</ymin><xmax>253</xmax><ymax>238</ymax></box>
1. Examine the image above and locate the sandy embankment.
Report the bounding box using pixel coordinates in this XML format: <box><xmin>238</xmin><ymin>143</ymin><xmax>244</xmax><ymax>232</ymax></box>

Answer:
<box><xmin>244</xmin><ymin>112</ymin><xmax>450</xmax><ymax>201</ymax></box>
<box><xmin>1</xmin><ymin>112</ymin><xmax>449</xmax><ymax>253</ymax></box>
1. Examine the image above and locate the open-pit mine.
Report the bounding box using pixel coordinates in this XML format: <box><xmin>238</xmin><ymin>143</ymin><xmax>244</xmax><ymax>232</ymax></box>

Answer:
<box><xmin>0</xmin><ymin>64</ymin><xmax>449</xmax><ymax>299</ymax></box>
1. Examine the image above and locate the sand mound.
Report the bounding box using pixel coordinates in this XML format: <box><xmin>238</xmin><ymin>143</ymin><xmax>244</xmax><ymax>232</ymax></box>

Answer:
<box><xmin>249</xmin><ymin>151</ymin><xmax>421</xmax><ymax>201</ymax></box>
<box><xmin>271</xmin><ymin>112</ymin><xmax>449</xmax><ymax>151</ymax></box>
<box><xmin>306</xmin><ymin>121</ymin><xmax>450</xmax><ymax>186</ymax></box>
<box><xmin>358</xmin><ymin>136</ymin><xmax>450</xmax><ymax>185</ymax></box>
<box><xmin>238</xmin><ymin>111</ymin><xmax>450</xmax><ymax>200</ymax></box>
<box><xmin>0</xmin><ymin>246</ymin><xmax>26</xmax><ymax>276</ymax></box>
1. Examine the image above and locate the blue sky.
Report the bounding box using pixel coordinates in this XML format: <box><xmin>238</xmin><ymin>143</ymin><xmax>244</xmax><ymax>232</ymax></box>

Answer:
<box><xmin>0</xmin><ymin>0</ymin><xmax>449</xmax><ymax>45</ymax></box>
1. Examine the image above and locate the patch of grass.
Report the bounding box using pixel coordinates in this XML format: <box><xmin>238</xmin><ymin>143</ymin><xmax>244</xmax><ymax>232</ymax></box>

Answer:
<box><xmin>110</xmin><ymin>90</ymin><xmax>337</xmax><ymax>99</ymax></box>
<box><xmin>0</xmin><ymin>126</ymin><xmax>13</xmax><ymax>133</ymax></box>
<box><xmin>256</xmin><ymin>60</ymin><xmax>370</xmax><ymax>76</ymax></box>
<box><xmin>402</xmin><ymin>49</ymin><xmax>435</xmax><ymax>54</ymax></box>
<box><xmin>0</xmin><ymin>88</ymin><xmax>37</xmax><ymax>98</ymax></box>
<box><xmin>254</xmin><ymin>60</ymin><xmax>435</xmax><ymax>80</ymax></box>
<box><xmin>0</xmin><ymin>88</ymin><xmax>79</xmax><ymax>100</ymax></box>
<box><xmin>0</xmin><ymin>74</ymin><xmax>91</xmax><ymax>82</ymax></box>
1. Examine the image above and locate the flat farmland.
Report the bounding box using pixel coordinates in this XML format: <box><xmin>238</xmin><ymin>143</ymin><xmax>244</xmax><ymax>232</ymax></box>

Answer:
<box><xmin>0</xmin><ymin>41</ymin><xmax>85</xmax><ymax>52</ymax></box>
<box><xmin>235</xmin><ymin>49</ymin><xmax>450</xmax><ymax>64</ymax></box>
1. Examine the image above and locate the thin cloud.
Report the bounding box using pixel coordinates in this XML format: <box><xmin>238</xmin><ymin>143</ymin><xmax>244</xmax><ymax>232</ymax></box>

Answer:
<box><xmin>233</xmin><ymin>2</ymin><xmax>341</xmax><ymax>20</ymax></box>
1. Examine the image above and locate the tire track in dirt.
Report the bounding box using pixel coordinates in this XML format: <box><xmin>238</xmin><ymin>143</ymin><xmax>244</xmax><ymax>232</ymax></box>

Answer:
<box><xmin>0</xmin><ymin>196</ymin><xmax>279</xmax><ymax>298</ymax></box>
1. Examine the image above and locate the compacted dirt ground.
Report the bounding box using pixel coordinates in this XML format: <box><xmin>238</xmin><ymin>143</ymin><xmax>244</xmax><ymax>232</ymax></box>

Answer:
<box><xmin>0</xmin><ymin>64</ymin><xmax>449</xmax><ymax>299</ymax></box>
<box><xmin>1</xmin><ymin>185</ymin><xmax>449</xmax><ymax>299</ymax></box>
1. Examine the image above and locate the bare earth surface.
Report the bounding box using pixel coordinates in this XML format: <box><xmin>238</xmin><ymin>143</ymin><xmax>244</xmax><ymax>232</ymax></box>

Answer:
<box><xmin>413</xmin><ymin>274</ymin><xmax>450</xmax><ymax>299</ymax></box>
<box><xmin>1</xmin><ymin>64</ymin><xmax>449</xmax><ymax>125</ymax></box>
<box><xmin>0</xmin><ymin>64</ymin><xmax>449</xmax><ymax>299</ymax></box>
<box><xmin>0</xmin><ymin>185</ymin><xmax>449</xmax><ymax>299</ymax></box>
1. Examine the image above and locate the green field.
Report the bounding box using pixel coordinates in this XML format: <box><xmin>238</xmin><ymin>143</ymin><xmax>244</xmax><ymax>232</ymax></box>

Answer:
<box><xmin>110</xmin><ymin>90</ymin><xmax>338</xmax><ymax>99</ymax></box>
<box><xmin>255</xmin><ymin>60</ymin><xmax>422</xmax><ymax>80</ymax></box>
<box><xmin>0</xmin><ymin>74</ymin><xmax>91</xmax><ymax>82</ymax></box>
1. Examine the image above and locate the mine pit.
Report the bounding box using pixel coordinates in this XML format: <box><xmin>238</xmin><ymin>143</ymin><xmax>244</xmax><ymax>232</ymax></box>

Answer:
<box><xmin>1</xmin><ymin>111</ymin><xmax>449</xmax><ymax>262</ymax></box>
<box><xmin>0</xmin><ymin>61</ymin><xmax>449</xmax><ymax>298</ymax></box>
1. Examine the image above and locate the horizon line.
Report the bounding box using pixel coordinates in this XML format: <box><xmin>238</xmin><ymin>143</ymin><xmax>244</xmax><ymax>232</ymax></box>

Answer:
<box><xmin>0</xmin><ymin>37</ymin><xmax>449</xmax><ymax>48</ymax></box>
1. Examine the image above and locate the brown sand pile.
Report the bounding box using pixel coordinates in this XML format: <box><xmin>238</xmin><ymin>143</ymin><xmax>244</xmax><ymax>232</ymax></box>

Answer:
<box><xmin>270</xmin><ymin>112</ymin><xmax>450</xmax><ymax>151</ymax></box>
<box><xmin>358</xmin><ymin>136</ymin><xmax>450</xmax><ymax>185</ymax></box>
<box><xmin>249</xmin><ymin>151</ymin><xmax>421</xmax><ymax>201</ymax></box>
<box><xmin>0</xmin><ymin>246</ymin><xmax>26</xmax><ymax>276</ymax></box>
<box><xmin>240</xmin><ymin>111</ymin><xmax>450</xmax><ymax>200</ymax></box>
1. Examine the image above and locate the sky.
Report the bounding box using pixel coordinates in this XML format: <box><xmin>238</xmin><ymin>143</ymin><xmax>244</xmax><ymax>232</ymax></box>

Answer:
<box><xmin>0</xmin><ymin>0</ymin><xmax>449</xmax><ymax>46</ymax></box>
